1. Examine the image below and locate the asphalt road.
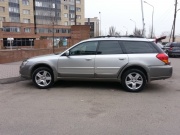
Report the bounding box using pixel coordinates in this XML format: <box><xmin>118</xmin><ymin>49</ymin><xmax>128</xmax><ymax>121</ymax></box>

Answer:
<box><xmin>0</xmin><ymin>58</ymin><xmax>180</xmax><ymax>135</ymax></box>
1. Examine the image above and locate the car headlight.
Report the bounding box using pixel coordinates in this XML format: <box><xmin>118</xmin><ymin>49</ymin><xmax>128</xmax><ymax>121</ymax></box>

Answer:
<box><xmin>21</xmin><ymin>60</ymin><xmax>28</xmax><ymax>67</ymax></box>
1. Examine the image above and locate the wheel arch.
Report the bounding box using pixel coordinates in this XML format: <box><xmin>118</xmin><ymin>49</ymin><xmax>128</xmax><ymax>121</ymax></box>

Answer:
<box><xmin>30</xmin><ymin>63</ymin><xmax>58</xmax><ymax>81</ymax></box>
<box><xmin>118</xmin><ymin>65</ymin><xmax>150</xmax><ymax>82</ymax></box>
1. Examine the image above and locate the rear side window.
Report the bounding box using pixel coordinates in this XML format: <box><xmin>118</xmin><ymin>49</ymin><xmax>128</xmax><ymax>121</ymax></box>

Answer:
<box><xmin>123</xmin><ymin>41</ymin><xmax>158</xmax><ymax>54</ymax></box>
<box><xmin>97</xmin><ymin>41</ymin><xmax>123</xmax><ymax>54</ymax></box>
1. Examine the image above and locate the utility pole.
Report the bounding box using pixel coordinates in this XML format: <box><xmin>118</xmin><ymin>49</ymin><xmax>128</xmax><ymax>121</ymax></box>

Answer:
<box><xmin>141</xmin><ymin>0</ymin><xmax>145</xmax><ymax>36</ymax></box>
<box><xmin>99</xmin><ymin>12</ymin><xmax>101</xmax><ymax>36</ymax></box>
<box><xmin>172</xmin><ymin>0</ymin><xmax>178</xmax><ymax>42</ymax></box>
<box><xmin>74</xmin><ymin>0</ymin><xmax>77</xmax><ymax>25</ymax></box>
<box><xmin>33</xmin><ymin>0</ymin><xmax>36</xmax><ymax>34</ymax></box>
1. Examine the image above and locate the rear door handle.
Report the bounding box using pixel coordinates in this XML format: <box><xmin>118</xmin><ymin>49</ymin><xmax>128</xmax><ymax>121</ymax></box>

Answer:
<box><xmin>85</xmin><ymin>58</ymin><xmax>92</xmax><ymax>61</ymax></box>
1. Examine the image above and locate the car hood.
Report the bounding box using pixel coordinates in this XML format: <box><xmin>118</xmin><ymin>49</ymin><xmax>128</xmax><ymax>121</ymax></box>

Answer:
<box><xmin>27</xmin><ymin>54</ymin><xmax>60</xmax><ymax>62</ymax></box>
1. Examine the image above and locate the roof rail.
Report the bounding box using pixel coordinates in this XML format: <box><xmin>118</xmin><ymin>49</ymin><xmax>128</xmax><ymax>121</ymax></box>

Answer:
<box><xmin>94</xmin><ymin>35</ymin><xmax>145</xmax><ymax>38</ymax></box>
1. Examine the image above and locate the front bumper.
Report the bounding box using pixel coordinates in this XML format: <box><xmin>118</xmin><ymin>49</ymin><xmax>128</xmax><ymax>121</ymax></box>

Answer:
<box><xmin>19</xmin><ymin>64</ymin><xmax>31</xmax><ymax>79</ymax></box>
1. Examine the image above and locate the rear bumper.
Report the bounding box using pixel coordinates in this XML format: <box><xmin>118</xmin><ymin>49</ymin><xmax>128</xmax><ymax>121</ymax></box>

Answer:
<box><xmin>149</xmin><ymin>65</ymin><xmax>173</xmax><ymax>81</ymax></box>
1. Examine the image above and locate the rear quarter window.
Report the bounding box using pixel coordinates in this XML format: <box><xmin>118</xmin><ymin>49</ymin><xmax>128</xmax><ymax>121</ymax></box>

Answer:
<box><xmin>122</xmin><ymin>41</ymin><xmax>159</xmax><ymax>54</ymax></box>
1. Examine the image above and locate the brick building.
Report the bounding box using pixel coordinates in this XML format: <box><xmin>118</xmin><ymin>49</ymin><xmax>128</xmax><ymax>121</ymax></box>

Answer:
<box><xmin>0</xmin><ymin>0</ymin><xmax>91</xmax><ymax>49</ymax></box>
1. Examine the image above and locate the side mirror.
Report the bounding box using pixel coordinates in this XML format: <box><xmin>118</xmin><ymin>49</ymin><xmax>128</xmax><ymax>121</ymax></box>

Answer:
<box><xmin>65</xmin><ymin>51</ymin><xmax>70</xmax><ymax>56</ymax></box>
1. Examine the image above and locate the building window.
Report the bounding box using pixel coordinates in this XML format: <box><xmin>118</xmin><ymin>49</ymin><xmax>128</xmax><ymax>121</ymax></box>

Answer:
<box><xmin>9</xmin><ymin>0</ymin><xmax>19</xmax><ymax>3</ymax></box>
<box><xmin>3</xmin><ymin>27</ymin><xmax>20</xmax><ymax>32</ymax></box>
<box><xmin>70</xmin><ymin>21</ymin><xmax>75</xmax><ymax>25</ymax></box>
<box><xmin>76</xmin><ymin>0</ymin><xmax>81</xmax><ymax>4</ymax></box>
<box><xmin>65</xmin><ymin>21</ymin><xmax>68</xmax><ymax>25</ymax></box>
<box><xmin>22</xmin><ymin>0</ymin><xmax>29</xmax><ymax>5</ymax></box>
<box><xmin>35</xmin><ymin>1</ymin><xmax>42</xmax><ymax>7</ymax></box>
<box><xmin>0</xmin><ymin>6</ymin><xmax>5</xmax><ymax>12</ymax></box>
<box><xmin>76</xmin><ymin>7</ymin><xmax>81</xmax><ymax>12</ymax></box>
<box><xmin>77</xmin><ymin>15</ymin><xmax>81</xmax><ymax>19</ymax></box>
<box><xmin>69</xmin><ymin>0</ymin><xmax>74</xmax><ymax>2</ymax></box>
<box><xmin>23</xmin><ymin>19</ymin><xmax>30</xmax><ymax>23</ymax></box>
<box><xmin>0</xmin><ymin>0</ymin><xmax>5</xmax><ymax>2</ymax></box>
<box><xmin>23</xmin><ymin>9</ymin><xmax>30</xmax><ymax>14</ymax></box>
<box><xmin>69</xmin><ymin>5</ymin><xmax>75</xmax><ymax>10</ymax></box>
<box><xmin>24</xmin><ymin>28</ymin><xmax>31</xmax><ymax>33</ymax></box>
<box><xmin>64</xmin><ymin>5</ymin><xmax>68</xmax><ymax>10</ymax></box>
<box><xmin>70</xmin><ymin>13</ymin><xmax>75</xmax><ymax>18</ymax></box>
<box><xmin>10</xmin><ymin>17</ymin><xmax>20</xmax><ymax>22</ymax></box>
<box><xmin>35</xmin><ymin>1</ymin><xmax>55</xmax><ymax>8</ymax></box>
<box><xmin>64</xmin><ymin>13</ymin><xmax>68</xmax><ymax>18</ymax></box>
<box><xmin>9</xmin><ymin>7</ymin><xmax>19</xmax><ymax>13</ymax></box>
<box><xmin>77</xmin><ymin>22</ymin><xmax>81</xmax><ymax>25</ymax></box>
<box><xmin>0</xmin><ymin>17</ymin><xmax>5</xmax><ymax>22</ymax></box>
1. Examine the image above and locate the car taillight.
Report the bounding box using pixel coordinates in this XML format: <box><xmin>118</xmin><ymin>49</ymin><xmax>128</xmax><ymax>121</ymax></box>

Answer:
<box><xmin>156</xmin><ymin>53</ymin><xmax>170</xmax><ymax>65</ymax></box>
<box><xmin>169</xmin><ymin>47</ymin><xmax>173</xmax><ymax>51</ymax></box>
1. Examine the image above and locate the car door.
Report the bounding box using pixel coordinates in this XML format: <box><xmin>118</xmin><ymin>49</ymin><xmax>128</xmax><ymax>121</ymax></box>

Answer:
<box><xmin>95</xmin><ymin>40</ymin><xmax>128</xmax><ymax>78</ymax></box>
<box><xmin>58</xmin><ymin>41</ymin><xmax>98</xmax><ymax>78</ymax></box>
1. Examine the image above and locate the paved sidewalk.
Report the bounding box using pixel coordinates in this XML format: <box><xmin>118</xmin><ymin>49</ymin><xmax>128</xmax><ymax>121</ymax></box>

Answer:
<box><xmin>0</xmin><ymin>61</ymin><xmax>22</xmax><ymax>80</ymax></box>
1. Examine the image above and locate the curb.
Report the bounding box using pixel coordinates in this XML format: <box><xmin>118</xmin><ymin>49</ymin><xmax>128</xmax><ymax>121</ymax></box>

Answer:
<box><xmin>0</xmin><ymin>76</ymin><xmax>27</xmax><ymax>84</ymax></box>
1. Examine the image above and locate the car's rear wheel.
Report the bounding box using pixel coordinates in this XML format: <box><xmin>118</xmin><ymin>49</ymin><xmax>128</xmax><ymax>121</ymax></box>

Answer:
<box><xmin>32</xmin><ymin>67</ymin><xmax>54</xmax><ymax>89</ymax></box>
<box><xmin>121</xmin><ymin>69</ymin><xmax>146</xmax><ymax>92</ymax></box>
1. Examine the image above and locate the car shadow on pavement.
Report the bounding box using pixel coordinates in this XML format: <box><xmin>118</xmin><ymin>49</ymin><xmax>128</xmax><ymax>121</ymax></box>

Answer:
<box><xmin>144</xmin><ymin>82</ymin><xmax>168</xmax><ymax>93</ymax></box>
<box><xmin>23</xmin><ymin>80</ymin><xmax>167</xmax><ymax>93</ymax></box>
<box><xmin>53</xmin><ymin>80</ymin><xmax>123</xmax><ymax>91</ymax></box>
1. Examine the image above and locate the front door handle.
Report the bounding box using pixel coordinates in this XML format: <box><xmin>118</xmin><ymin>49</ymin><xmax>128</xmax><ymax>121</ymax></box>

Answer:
<box><xmin>119</xmin><ymin>58</ymin><xmax>126</xmax><ymax>60</ymax></box>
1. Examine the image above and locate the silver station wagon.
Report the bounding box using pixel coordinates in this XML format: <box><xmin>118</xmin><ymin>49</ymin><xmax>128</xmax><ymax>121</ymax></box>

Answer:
<box><xmin>20</xmin><ymin>36</ymin><xmax>173</xmax><ymax>92</ymax></box>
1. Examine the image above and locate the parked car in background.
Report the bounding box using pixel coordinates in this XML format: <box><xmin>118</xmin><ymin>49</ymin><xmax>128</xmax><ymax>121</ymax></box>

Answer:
<box><xmin>20</xmin><ymin>36</ymin><xmax>172</xmax><ymax>92</ymax></box>
<box><xmin>163</xmin><ymin>42</ymin><xmax>180</xmax><ymax>57</ymax></box>
<box><xmin>148</xmin><ymin>36</ymin><xmax>166</xmax><ymax>50</ymax></box>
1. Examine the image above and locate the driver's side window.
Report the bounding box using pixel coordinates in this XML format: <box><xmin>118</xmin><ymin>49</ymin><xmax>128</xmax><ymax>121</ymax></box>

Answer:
<box><xmin>70</xmin><ymin>41</ymin><xmax>98</xmax><ymax>55</ymax></box>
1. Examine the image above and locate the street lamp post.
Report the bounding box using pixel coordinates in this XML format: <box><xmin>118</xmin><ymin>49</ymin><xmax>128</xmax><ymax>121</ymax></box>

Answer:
<box><xmin>144</xmin><ymin>1</ymin><xmax>154</xmax><ymax>38</ymax></box>
<box><xmin>130</xmin><ymin>19</ymin><xmax>136</xmax><ymax>30</ymax></box>
<box><xmin>99</xmin><ymin>12</ymin><xmax>101</xmax><ymax>36</ymax></box>
<box><xmin>74</xmin><ymin>0</ymin><xmax>77</xmax><ymax>25</ymax></box>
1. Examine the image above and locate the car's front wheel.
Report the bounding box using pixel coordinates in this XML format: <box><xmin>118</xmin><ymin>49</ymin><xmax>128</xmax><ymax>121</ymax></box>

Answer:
<box><xmin>121</xmin><ymin>69</ymin><xmax>146</xmax><ymax>92</ymax></box>
<box><xmin>32</xmin><ymin>67</ymin><xmax>54</xmax><ymax>89</ymax></box>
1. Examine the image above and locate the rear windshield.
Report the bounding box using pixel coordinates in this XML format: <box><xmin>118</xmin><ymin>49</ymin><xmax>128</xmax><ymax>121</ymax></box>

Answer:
<box><xmin>122</xmin><ymin>41</ymin><xmax>159</xmax><ymax>54</ymax></box>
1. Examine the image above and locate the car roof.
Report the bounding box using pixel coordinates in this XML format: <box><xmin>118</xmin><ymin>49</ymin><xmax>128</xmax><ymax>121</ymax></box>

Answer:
<box><xmin>82</xmin><ymin>37</ymin><xmax>151</xmax><ymax>42</ymax></box>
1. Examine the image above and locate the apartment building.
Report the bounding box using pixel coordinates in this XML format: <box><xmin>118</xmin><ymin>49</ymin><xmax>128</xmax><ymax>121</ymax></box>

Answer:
<box><xmin>61</xmin><ymin>0</ymin><xmax>84</xmax><ymax>25</ymax></box>
<box><xmin>0</xmin><ymin>0</ymin><xmax>85</xmax><ymax>47</ymax></box>
<box><xmin>0</xmin><ymin>0</ymin><xmax>84</xmax><ymax>25</ymax></box>
<box><xmin>85</xmin><ymin>17</ymin><xmax>99</xmax><ymax>37</ymax></box>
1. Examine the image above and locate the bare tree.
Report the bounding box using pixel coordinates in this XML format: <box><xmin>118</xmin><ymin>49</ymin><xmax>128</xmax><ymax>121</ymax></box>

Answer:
<box><xmin>133</xmin><ymin>28</ymin><xmax>143</xmax><ymax>37</ymax></box>
<box><xmin>108</xmin><ymin>26</ymin><xmax>121</xmax><ymax>36</ymax></box>
<box><xmin>161</xmin><ymin>31</ymin><xmax>170</xmax><ymax>37</ymax></box>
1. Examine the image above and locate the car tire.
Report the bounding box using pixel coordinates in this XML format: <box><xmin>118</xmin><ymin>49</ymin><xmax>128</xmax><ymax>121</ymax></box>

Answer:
<box><xmin>121</xmin><ymin>69</ymin><xmax>146</xmax><ymax>92</ymax></box>
<box><xmin>32</xmin><ymin>67</ymin><xmax>54</xmax><ymax>89</ymax></box>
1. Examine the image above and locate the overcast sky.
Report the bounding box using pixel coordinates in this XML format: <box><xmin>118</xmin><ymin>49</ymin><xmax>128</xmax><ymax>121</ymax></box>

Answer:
<box><xmin>85</xmin><ymin>0</ymin><xmax>180</xmax><ymax>37</ymax></box>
